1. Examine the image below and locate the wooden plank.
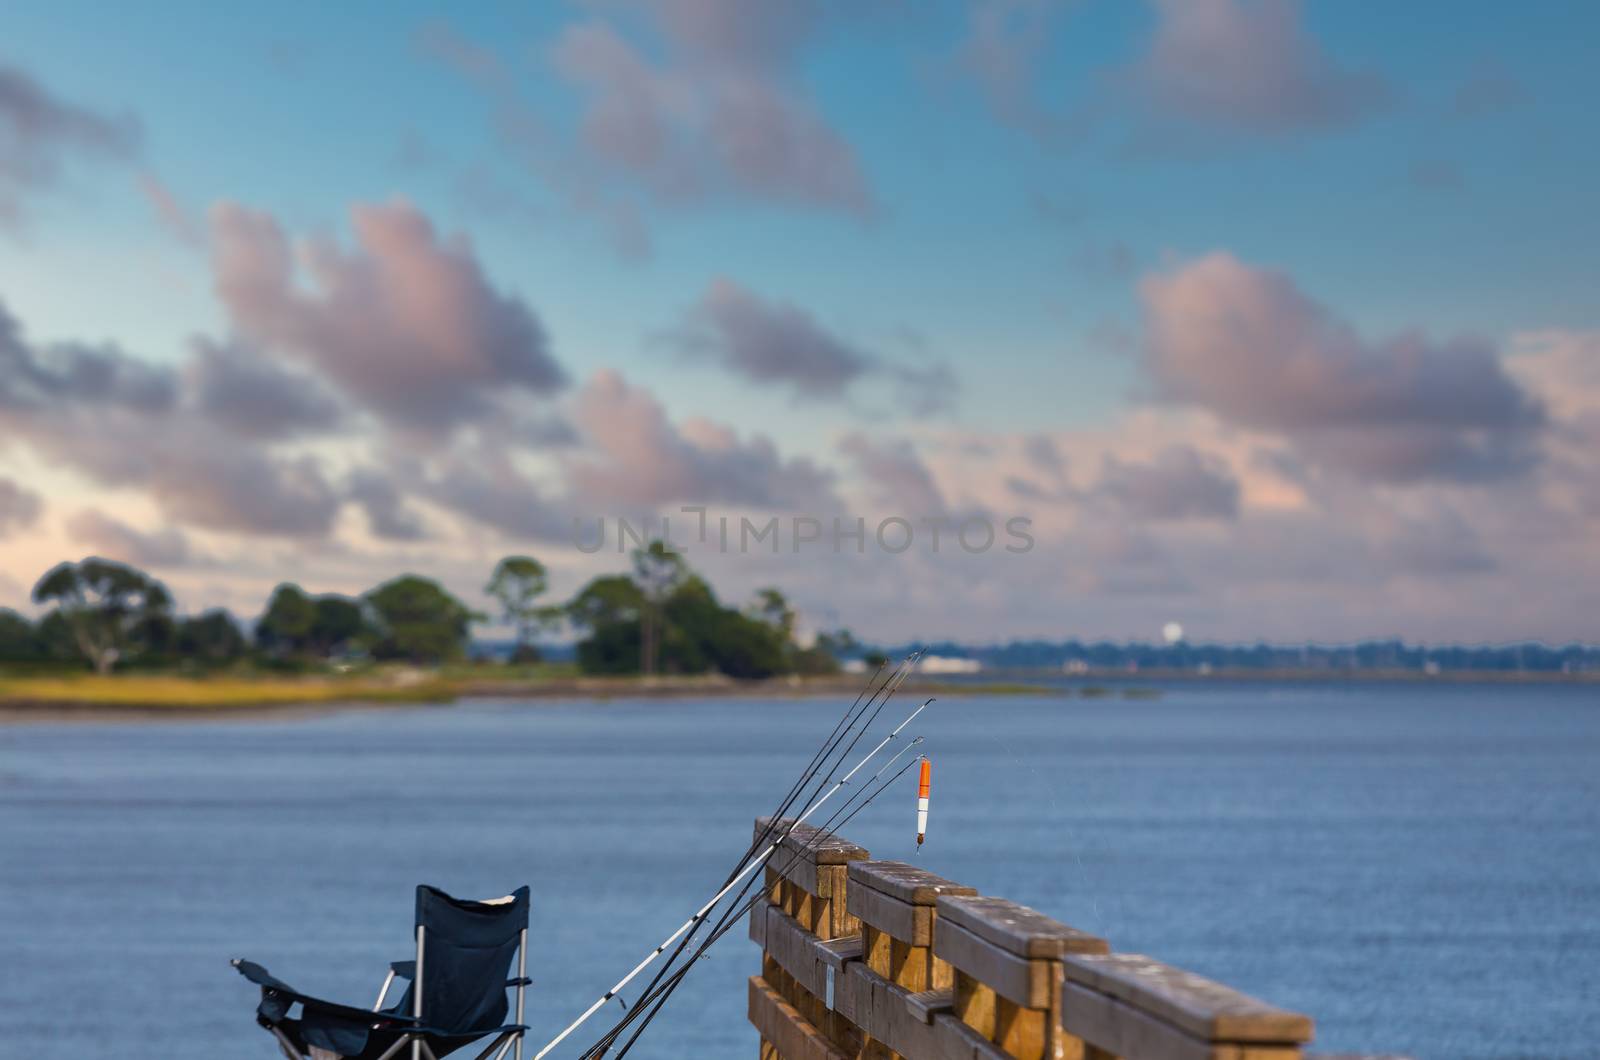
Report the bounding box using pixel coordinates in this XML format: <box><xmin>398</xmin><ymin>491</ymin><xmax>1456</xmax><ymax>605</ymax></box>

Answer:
<box><xmin>906</xmin><ymin>987</ymin><xmax>954</xmax><ymax>1024</ymax></box>
<box><xmin>937</xmin><ymin>895</ymin><xmax>1108</xmax><ymax>959</ymax></box>
<box><xmin>847</xmin><ymin>962</ymin><xmax>1017</xmax><ymax>1060</ymax></box>
<box><xmin>1062</xmin><ymin>982</ymin><xmax>1305</xmax><ymax>1060</ymax></box>
<box><xmin>935</xmin><ymin>919</ymin><xmax>1052</xmax><ymax>1009</ymax></box>
<box><xmin>849</xmin><ymin>860</ymin><xmax>979</xmax><ymax>905</ymax></box>
<box><xmin>850</xmin><ymin>882</ymin><xmax>932</xmax><ymax>945</ymax></box>
<box><xmin>749</xmin><ymin>975</ymin><xmax>850</xmax><ymax>1060</ymax></box>
<box><xmin>817</xmin><ymin>934</ymin><xmax>863</xmax><ymax>971</ymax></box>
<box><xmin>931</xmin><ymin>1011</ymin><xmax>1019</xmax><ymax>1060</ymax></box>
<box><xmin>750</xmin><ymin>898</ymin><xmax>770</xmax><ymax>947</ymax></box>
<box><xmin>1061</xmin><ymin>954</ymin><xmax>1312</xmax><ymax>1044</ymax></box>
<box><xmin>757</xmin><ymin>817</ymin><xmax>871</xmax><ymax>864</ymax></box>
<box><xmin>764</xmin><ymin>904</ymin><xmax>833</xmax><ymax>1001</ymax></box>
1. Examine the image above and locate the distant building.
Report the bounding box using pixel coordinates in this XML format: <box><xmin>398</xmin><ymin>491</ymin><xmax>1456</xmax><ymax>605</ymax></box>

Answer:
<box><xmin>1062</xmin><ymin>659</ymin><xmax>1090</xmax><ymax>675</ymax></box>
<box><xmin>919</xmin><ymin>655</ymin><xmax>982</xmax><ymax>675</ymax></box>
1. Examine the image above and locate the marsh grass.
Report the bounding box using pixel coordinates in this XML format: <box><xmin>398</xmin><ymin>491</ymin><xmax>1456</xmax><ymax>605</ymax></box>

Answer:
<box><xmin>0</xmin><ymin>673</ymin><xmax>458</xmax><ymax>709</ymax></box>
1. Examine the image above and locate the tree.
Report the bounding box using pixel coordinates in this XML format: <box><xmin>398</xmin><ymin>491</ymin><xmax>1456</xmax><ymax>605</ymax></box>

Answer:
<box><xmin>177</xmin><ymin>609</ymin><xmax>247</xmax><ymax>663</ymax></box>
<box><xmin>309</xmin><ymin>596</ymin><xmax>366</xmax><ymax>657</ymax></box>
<box><xmin>256</xmin><ymin>584</ymin><xmax>317</xmax><ymax>655</ymax></box>
<box><xmin>751</xmin><ymin>588</ymin><xmax>795</xmax><ymax>638</ymax></box>
<box><xmin>364</xmin><ymin>575</ymin><xmax>477</xmax><ymax>664</ymax></box>
<box><xmin>0</xmin><ymin>609</ymin><xmax>38</xmax><ymax>662</ymax></box>
<box><xmin>632</xmin><ymin>540</ymin><xmax>686</xmax><ymax>676</ymax></box>
<box><xmin>486</xmin><ymin>556</ymin><xmax>552</xmax><ymax>663</ymax></box>
<box><xmin>31</xmin><ymin>558</ymin><xmax>172</xmax><ymax>673</ymax></box>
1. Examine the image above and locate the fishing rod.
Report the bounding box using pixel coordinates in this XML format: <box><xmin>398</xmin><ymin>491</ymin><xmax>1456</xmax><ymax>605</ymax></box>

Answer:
<box><xmin>592</xmin><ymin>752</ymin><xmax>930</xmax><ymax>1058</ymax></box>
<box><xmin>533</xmin><ymin>693</ymin><xmax>934</xmax><ymax>1060</ymax></box>
<box><xmin>598</xmin><ymin>654</ymin><xmax>916</xmax><ymax>1028</ymax></box>
<box><xmin>577</xmin><ymin>678</ymin><xmax>936</xmax><ymax>1058</ymax></box>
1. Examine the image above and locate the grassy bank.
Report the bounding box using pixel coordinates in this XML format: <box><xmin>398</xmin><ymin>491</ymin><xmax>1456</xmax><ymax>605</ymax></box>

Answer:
<box><xmin>0</xmin><ymin>668</ymin><xmax>1073</xmax><ymax>716</ymax></box>
<box><xmin>0</xmin><ymin>673</ymin><xmax>460</xmax><ymax>712</ymax></box>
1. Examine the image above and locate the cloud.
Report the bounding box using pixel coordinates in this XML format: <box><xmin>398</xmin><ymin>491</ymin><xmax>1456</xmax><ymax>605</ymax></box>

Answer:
<box><xmin>65</xmin><ymin>509</ymin><xmax>198</xmax><ymax>568</ymax></box>
<box><xmin>0</xmin><ymin>302</ymin><xmax>177</xmax><ymax>415</ymax></box>
<box><xmin>548</xmin><ymin>1</ymin><xmax>873</xmax><ymax>216</ymax></box>
<box><xmin>346</xmin><ymin>468</ymin><xmax>428</xmax><ymax>541</ymax></box>
<box><xmin>1091</xmin><ymin>445</ymin><xmax>1240</xmax><ymax>520</ymax></box>
<box><xmin>0</xmin><ymin>476</ymin><xmax>42</xmax><ymax>538</ymax></box>
<box><xmin>838</xmin><ymin>433</ymin><xmax>947</xmax><ymax>516</ymax></box>
<box><xmin>0</xmin><ymin>63</ymin><xmax>140</xmax><ymax>228</ymax></box>
<box><xmin>210</xmin><ymin>199</ymin><xmax>566</xmax><ymax>433</ymax></box>
<box><xmin>186</xmin><ymin>336</ymin><xmax>344</xmax><ymax>440</ymax></box>
<box><xmin>666</xmin><ymin>278</ymin><xmax>954</xmax><ymax>412</ymax></box>
<box><xmin>1121</xmin><ymin>0</ymin><xmax>1388</xmax><ymax>137</ymax></box>
<box><xmin>568</xmin><ymin>369</ymin><xmax>837</xmax><ymax>510</ymax></box>
<box><xmin>955</xmin><ymin>0</ymin><xmax>1075</xmax><ymax>136</ymax></box>
<box><xmin>0</xmin><ymin>297</ymin><xmax>344</xmax><ymax>537</ymax></box>
<box><xmin>671</xmin><ymin>278</ymin><xmax>872</xmax><ymax>397</ymax></box>
<box><xmin>1139</xmin><ymin>252</ymin><xmax>1545</xmax><ymax>482</ymax></box>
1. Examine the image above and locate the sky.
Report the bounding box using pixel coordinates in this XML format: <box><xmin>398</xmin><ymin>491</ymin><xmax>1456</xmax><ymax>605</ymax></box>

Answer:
<box><xmin>1</xmin><ymin>0</ymin><xmax>1598</xmax><ymax>645</ymax></box>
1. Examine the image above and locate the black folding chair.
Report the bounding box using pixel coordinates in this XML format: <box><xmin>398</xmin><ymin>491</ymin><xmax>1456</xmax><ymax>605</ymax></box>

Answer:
<box><xmin>233</xmin><ymin>885</ymin><xmax>531</xmax><ymax>1060</ymax></box>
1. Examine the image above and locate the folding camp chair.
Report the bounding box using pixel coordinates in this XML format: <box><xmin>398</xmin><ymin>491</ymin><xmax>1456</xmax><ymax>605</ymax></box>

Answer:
<box><xmin>233</xmin><ymin>885</ymin><xmax>531</xmax><ymax>1060</ymax></box>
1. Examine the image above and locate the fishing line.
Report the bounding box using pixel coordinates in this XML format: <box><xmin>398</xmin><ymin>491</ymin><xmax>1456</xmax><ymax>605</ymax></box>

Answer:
<box><xmin>574</xmin><ymin>698</ymin><xmax>934</xmax><ymax>1058</ymax></box>
<box><xmin>590</xmin><ymin>752</ymin><xmax>929</xmax><ymax>1058</ymax></box>
<box><xmin>610</xmin><ymin>655</ymin><xmax>913</xmax><ymax>1022</ymax></box>
<box><xmin>531</xmin><ymin>687</ymin><xmax>932</xmax><ymax>1060</ymax></box>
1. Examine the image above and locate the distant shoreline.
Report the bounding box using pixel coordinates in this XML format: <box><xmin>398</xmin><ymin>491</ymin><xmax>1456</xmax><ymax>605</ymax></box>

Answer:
<box><xmin>2</xmin><ymin>666</ymin><xmax>1592</xmax><ymax>725</ymax></box>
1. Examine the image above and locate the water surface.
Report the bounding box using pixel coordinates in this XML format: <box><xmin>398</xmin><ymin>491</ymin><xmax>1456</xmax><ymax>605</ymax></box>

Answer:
<box><xmin>1</xmin><ymin>682</ymin><xmax>1596</xmax><ymax>1059</ymax></box>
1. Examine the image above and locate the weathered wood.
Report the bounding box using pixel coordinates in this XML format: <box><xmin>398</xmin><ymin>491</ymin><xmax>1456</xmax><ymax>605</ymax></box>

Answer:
<box><xmin>817</xmin><ymin>934</ymin><xmax>863</xmax><ymax>970</ymax></box>
<box><xmin>906</xmin><ymin>988</ymin><xmax>954</xmax><ymax>1024</ymax></box>
<box><xmin>847</xmin><ymin>961</ymin><xmax>1027</xmax><ymax>1060</ymax></box>
<box><xmin>936</xmin><ymin>919</ymin><xmax>1052</xmax><ymax>1009</ymax></box>
<box><xmin>757</xmin><ymin>817</ymin><xmax>872</xmax><ymax>863</ymax></box>
<box><xmin>750</xmin><ymin>975</ymin><xmax>849</xmax><ymax>1060</ymax></box>
<box><xmin>937</xmin><ymin>895</ymin><xmax>1108</xmax><ymax>959</ymax></box>
<box><xmin>850</xmin><ymin>860</ymin><xmax>979</xmax><ymax>906</ymax></box>
<box><xmin>1062</xmin><ymin>954</ymin><xmax>1312</xmax><ymax>1045</ymax></box>
<box><xmin>931</xmin><ymin>1011</ymin><xmax>1017</xmax><ymax>1060</ymax></box>
<box><xmin>763</xmin><ymin>903</ymin><xmax>835</xmax><ymax>1001</ymax></box>
<box><xmin>751</xmin><ymin>898</ymin><xmax>770</xmax><ymax>947</ymax></box>
<box><xmin>851</xmin><ymin>883</ymin><xmax>933</xmax><ymax>945</ymax></box>
<box><xmin>1063</xmin><ymin>981</ymin><xmax>1305</xmax><ymax>1060</ymax></box>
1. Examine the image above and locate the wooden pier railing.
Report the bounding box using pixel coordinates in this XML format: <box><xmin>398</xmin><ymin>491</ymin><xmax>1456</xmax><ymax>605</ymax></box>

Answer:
<box><xmin>748</xmin><ymin>818</ymin><xmax>1407</xmax><ymax>1060</ymax></box>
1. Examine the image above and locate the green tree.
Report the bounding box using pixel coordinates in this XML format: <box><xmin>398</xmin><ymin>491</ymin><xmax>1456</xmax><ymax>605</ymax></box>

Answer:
<box><xmin>256</xmin><ymin>584</ymin><xmax>317</xmax><ymax>655</ymax></box>
<box><xmin>567</xmin><ymin>574</ymin><xmax>643</xmax><ymax>630</ymax></box>
<box><xmin>31</xmin><ymin>558</ymin><xmax>172</xmax><ymax>673</ymax></box>
<box><xmin>632</xmin><ymin>540</ymin><xmax>686</xmax><ymax>676</ymax></box>
<box><xmin>309</xmin><ymin>596</ymin><xmax>366</xmax><ymax>657</ymax></box>
<box><xmin>364</xmin><ymin>575</ymin><xmax>477</xmax><ymax>664</ymax></box>
<box><xmin>177</xmin><ymin>609</ymin><xmax>247</xmax><ymax>663</ymax></box>
<box><xmin>0</xmin><ymin>608</ymin><xmax>38</xmax><ymax>662</ymax></box>
<box><xmin>750</xmin><ymin>587</ymin><xmax>795</xmax><ymax>638</ymax></box>
<box><xmin>485</xmin><ymin>555</ymin><xmax>553</xmax><ymax>663</ymax></box>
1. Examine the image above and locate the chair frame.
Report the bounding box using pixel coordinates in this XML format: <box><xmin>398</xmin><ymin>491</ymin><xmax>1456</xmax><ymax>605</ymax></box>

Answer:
<box><xmin>365</xmin><ymin>923</ymin><xmax>530</xmax><ymax>1060</ymax></box>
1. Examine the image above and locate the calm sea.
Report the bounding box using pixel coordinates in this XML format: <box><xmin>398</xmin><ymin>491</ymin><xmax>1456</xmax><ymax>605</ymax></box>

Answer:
<box><xmin>1</xmin><ymin>682</ymin><xmax>1596</xmax><ymax>1059</ymax></box>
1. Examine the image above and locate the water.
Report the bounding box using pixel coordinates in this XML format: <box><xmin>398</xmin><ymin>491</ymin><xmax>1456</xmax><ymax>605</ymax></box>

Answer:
<box><xmin>1</xmin><ymin>682</ymin><xmax>1596</xmax><ymax>1059</ymax></box>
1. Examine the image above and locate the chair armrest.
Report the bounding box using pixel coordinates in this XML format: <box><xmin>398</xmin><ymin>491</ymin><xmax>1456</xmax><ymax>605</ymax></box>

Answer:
<box><xmin>507</xmin><ymin>977</ymin><xmax>533</xmax><ymax>987</ymax></box>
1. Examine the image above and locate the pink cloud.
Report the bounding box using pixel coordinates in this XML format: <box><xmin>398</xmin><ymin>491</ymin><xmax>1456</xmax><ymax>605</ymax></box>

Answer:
<box><xmin>210</xmin><ymin>199</ymin><xmax>566</xmax><ymax>433</ymax></box>
<box><xmin>1139</xmin><ymin>252</ymin><xmax>1544</xmax><ymax>481</ymax></box>
<box><xmin>1124</xmin><ymin>0</ymin><xmax>1388</xmax><ymax>137</ymax></box>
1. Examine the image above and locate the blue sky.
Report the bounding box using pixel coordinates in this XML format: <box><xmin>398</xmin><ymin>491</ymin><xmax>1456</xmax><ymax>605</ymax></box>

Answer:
<box><xmin>2</xmin><ymin>1</ymin><xmax>1598</xmax><ymax>643</ymax></box>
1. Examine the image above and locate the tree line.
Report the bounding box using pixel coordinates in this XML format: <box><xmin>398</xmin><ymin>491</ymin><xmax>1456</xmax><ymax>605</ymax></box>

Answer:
<box><xmin>0</xmin><ymin>544</ymin><xmax>855</xmax><ymax>679</ymax></box>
